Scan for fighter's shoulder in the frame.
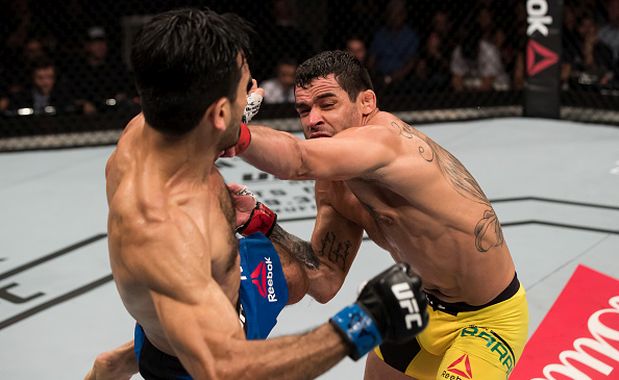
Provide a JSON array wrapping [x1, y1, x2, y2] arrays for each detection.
[[125, 113, 145, 131], [346, 114, 410, 141], [108, 114, 144, 174]]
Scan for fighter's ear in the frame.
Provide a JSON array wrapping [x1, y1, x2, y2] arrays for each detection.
[[208, 97, 231, 133], [359, 89, 377, 116]]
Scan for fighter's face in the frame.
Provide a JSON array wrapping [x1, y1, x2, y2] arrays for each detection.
[[294, 74, 362, 140], [219, 56, 251, 150]]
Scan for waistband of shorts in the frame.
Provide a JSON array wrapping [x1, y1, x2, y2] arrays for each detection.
[[425, 272, 520, 315]]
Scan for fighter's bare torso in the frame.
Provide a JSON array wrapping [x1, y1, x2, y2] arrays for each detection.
[[105, 115, 242, 354], [318, 112, 515, 305]]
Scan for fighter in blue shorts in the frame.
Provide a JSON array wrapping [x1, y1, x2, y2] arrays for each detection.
[[85, 187, 305, 380], [133, 232, 290, 379]]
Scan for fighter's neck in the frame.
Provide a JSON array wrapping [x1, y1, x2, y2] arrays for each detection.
[[140, 123, 218, 182], [361, 108, 381, 126]]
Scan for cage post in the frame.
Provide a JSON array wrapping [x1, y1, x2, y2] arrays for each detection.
[[524, 0, 564, 118]]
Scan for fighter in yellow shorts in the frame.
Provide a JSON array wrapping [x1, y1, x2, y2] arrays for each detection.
[[375, 274, 528, 379], [226, 50, 530, 379]]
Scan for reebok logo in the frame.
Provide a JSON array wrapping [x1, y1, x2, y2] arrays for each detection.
[[527, 0, 553, 36], [445, 354, 473, 379], [250, 257, 278, 303], [527, 40, 558, 76]]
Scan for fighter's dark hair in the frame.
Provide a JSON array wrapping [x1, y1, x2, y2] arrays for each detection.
[[131, 8, 252, 135], [295, 50, 373, 101]]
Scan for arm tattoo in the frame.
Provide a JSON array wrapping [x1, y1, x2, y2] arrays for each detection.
[[391, 121, 504, 253], [270, 224, 320, 269], [318, 231, 352, 272]]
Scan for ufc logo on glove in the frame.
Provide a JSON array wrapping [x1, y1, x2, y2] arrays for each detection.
[[392, 283, 424, 329]]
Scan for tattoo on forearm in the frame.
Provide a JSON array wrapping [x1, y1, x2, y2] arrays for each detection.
[[391, 121, 504, 253], [318, 231, 351, 272], [270, 224, 320, 269]]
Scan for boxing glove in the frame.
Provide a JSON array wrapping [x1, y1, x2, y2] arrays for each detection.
[[236, 201, 277, 237], [243, 91, 263, 123], [231, 123, 251, 156], [229, 184, 277, 237], [329, 263, 428, 360], [220, 90, 262, 157]]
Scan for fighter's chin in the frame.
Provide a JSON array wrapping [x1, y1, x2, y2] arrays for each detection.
[[219, 140, 237, 152]]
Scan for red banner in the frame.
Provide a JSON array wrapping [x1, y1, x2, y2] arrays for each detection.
[[511, 265, 619, 379]]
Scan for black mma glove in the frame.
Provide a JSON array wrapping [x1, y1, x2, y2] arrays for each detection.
[[329, 263, 428, 360]]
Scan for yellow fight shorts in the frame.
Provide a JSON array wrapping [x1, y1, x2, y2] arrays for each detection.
[[375, 273, 529, 379]]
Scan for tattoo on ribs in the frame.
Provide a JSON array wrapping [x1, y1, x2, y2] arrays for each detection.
[[270, 225, 320, 269], [318, 232, 352, 271], [391, 121, 504, 253]]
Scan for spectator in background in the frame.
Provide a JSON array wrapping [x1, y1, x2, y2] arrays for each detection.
[[253, 0, 313, 81], [0, 81, 8, 113], [71, 26, 130, 114], [477, 7, 496, 41], [8, 57, 73, 115], [599, 0, 619, 83], [344, 35, 378, 83], [261, 58, 297, 104], [566, 15, 614, 90], [368, 0, 419, 92], [1, 0, 32, 52], [494, 28, 525, 90], [345, 36, 368, 65], [562, 5, 580, 89], [413, 31, 451, 91], [431, 10, 455, 52], [450, 28, 509, 91], [432, 10, 452, 40], [4, 35, 48, 95]]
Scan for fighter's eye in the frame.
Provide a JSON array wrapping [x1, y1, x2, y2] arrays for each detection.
[[296, 107, 309, 116], [246, 78, 253, 93]]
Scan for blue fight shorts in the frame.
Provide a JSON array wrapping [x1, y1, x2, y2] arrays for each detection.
[[134, 233, 289, 380]]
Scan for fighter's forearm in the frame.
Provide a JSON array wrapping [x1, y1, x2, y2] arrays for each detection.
[[226, 324, 347, 380], [243, 125, 305, 179], [270, 224, 319, 270], [270, 224, 345, 304], [269, 224, 319, 304]]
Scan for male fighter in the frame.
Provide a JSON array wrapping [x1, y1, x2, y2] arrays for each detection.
[[227, 50, 529, 379], [101, 9, 428, 380]]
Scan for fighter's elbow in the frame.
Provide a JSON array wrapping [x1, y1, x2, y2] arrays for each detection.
[[308, 281, 342, 304], [213, 359, 249, 380], [285, 268, 310, 305], [311, 291, 336, 304]]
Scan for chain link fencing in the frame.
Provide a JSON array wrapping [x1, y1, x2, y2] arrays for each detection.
[[0, 0, 616, 151]]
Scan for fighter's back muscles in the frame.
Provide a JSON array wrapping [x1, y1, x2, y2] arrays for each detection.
[[115, 207, 348, 380]]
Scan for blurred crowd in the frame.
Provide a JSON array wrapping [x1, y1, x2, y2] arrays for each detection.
[[1, 0, 618, 117]]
